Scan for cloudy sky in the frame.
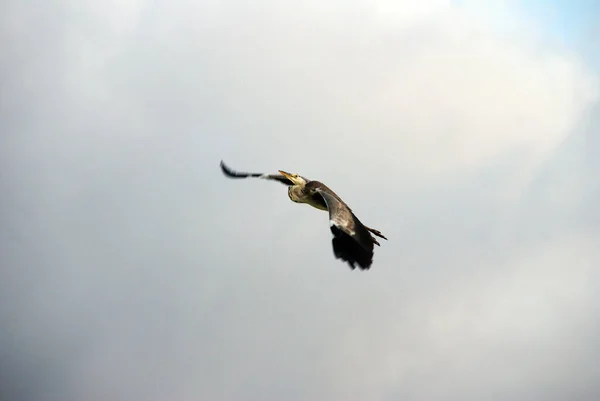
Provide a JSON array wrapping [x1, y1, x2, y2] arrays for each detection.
[[1, 1, 599, 400]]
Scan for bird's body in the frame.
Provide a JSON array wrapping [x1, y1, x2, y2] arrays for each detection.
[[220, 160, 387, 270], [287, 180, 328, 210]]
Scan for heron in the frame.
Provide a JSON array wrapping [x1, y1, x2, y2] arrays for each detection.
[[219, 160, 387, 270]]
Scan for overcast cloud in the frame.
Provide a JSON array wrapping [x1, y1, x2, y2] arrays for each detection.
[[1, 1, 599, 400]]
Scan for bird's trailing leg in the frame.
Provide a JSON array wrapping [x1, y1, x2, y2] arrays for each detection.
[[365, 226, 387, 247]]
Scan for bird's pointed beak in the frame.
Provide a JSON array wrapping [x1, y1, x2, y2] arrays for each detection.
[[278, 170, 292, 179], [278, 170, 299, 184]]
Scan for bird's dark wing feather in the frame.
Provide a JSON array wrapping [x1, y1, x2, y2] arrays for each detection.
[[220, 160, 292, 185], [313, 185, 380, 270]]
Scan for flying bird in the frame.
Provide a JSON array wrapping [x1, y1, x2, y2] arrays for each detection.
[[220, 160, 387, 270]]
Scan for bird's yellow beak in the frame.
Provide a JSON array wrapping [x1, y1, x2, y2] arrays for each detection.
[[278, 170, 293, 179], [279, 170, 301, 184]]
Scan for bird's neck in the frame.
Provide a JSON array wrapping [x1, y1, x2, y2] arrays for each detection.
[[288, 185, 304, 202]]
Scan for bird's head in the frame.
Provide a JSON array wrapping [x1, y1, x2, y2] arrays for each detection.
[[278, 170, 307, 186]]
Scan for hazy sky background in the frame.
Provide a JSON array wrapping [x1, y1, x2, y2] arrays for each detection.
[[1, 1, 599, 400]]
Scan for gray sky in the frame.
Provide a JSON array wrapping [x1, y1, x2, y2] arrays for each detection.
[[2, 1, 599, 400]]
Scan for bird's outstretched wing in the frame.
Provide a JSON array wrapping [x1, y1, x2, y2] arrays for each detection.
[[220, 160, 293, 185], [310, 183, 386, 270]]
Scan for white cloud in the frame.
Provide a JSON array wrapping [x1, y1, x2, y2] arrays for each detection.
[[372, 0, 453, 26], [2, 1, 599, 401], [90, 0, 598, 179]]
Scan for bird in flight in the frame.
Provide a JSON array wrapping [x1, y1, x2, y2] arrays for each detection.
[[220, 160, 387, 270]]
